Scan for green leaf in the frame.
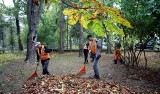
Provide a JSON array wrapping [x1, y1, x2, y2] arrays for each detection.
[[105, 7, 133, 29], [50, 0, 59, 4], [87, 20, 105, 37], [87, 20, 94, 27], [80, 13, 91, 29], [104, 19, 124, 37]]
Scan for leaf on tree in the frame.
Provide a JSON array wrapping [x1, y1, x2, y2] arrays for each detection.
[[68, 13, 80, 25], [62, 0, 133, 37], [98, 9, 105, 15], [89, 10, 98, 20], [98, 3, 103, 7], [87, 20, 105, 36], [71, 2, 79, 8], [105, 7, 133, 29], [80, 0, 92, 2], [104, 19, 124, 37], [50, 0, 59, 4], [63, 8, 78, 16], [80, 13, 91, 29], [92, 10, 98, 18]]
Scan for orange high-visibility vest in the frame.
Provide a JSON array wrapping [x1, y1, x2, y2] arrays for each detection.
[[90, 40, 97, 54], [37, 45, 50, 60], [114, 49, 121, 60]]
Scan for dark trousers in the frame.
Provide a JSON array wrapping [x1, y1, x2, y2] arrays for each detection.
[[91, 54, 100, 79], [83, 49, 89, 62], [114, 58, 123, 64], [41, 59, 50, 75]]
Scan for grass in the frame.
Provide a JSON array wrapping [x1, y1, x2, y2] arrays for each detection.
[[0, 53, 25, 67]]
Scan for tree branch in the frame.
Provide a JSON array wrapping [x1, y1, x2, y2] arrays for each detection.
[[36, 0, 44, 24], [60, 0, 92, 10], [2, 0, 4, 5]]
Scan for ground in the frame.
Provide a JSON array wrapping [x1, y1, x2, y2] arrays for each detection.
[[0, 52, 160, 93]]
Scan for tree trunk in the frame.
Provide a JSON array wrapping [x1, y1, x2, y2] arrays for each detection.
[[13, 0, 24, 51], [101, 39, 103, 49], [59, 3, 65, 53], [123, 36, 126, 64], [0, 28, 5, 53], [79, 25, 84, 57], [15, 14, 24, 51], [10, 26, 15, 53], [25, 0, 44, 62], [69, 30, 72, 50], [106, 35, 112, 54], [2, 31, 4, 53], [66, 21, 69, 50]]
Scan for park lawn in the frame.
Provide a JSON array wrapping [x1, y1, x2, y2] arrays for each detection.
[[0, 52, 160, 93], [0, 53, 25, 67]]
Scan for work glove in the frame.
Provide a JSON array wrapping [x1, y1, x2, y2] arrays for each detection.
[[89, 50, 91, 54]]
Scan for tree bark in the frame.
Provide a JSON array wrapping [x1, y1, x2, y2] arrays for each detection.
[[66, 21, 69, 50], [10, 26, 15, 53], [2, 31, 4, 53], [59, 3, 65, 53], [0, 28, 5, 53], [25, 0, 44, 62], [123, 36, 125, 63], [15, 14, 24, 51], [69, 30, 72, 50], [79, 25, 84, 57], [106, 35, 112, 54], [13, 0, 24, 51]]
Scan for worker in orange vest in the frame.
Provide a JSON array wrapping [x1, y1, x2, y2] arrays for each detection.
[[114, 47, 123, 64], [87, 35, 101, 79], [35, 42, 52, 75], [83, 42, 89, 64]]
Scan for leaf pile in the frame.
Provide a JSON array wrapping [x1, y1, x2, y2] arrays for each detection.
[[22, 75, 132, 94]]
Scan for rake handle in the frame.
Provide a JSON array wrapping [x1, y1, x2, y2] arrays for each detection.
[[35, 63, 39, 71]]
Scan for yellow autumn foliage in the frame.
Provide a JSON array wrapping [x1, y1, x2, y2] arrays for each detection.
[[63, 8, 78, 16], [62, 0, 133, 37], [68, 13, 80, 25]]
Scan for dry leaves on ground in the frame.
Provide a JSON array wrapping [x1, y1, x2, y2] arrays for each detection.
[[22, 74, 132, 94]]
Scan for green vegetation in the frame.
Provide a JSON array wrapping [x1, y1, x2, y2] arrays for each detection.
[[0, 53, 25, 67]]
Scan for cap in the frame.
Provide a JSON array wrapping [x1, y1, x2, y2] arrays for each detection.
[[35, 42, 41, 46]]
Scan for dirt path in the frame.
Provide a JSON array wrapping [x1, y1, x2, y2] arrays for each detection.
[[0, 52, 159, 93]]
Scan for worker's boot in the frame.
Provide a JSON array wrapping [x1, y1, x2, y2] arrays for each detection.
[[120, 59, 124, 64], [84, 60, 89, 64], [86, 59, 88, 63], [114, 60, 117, 64], [94, 74, 100, 79], [47, 71, 50, 75]]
